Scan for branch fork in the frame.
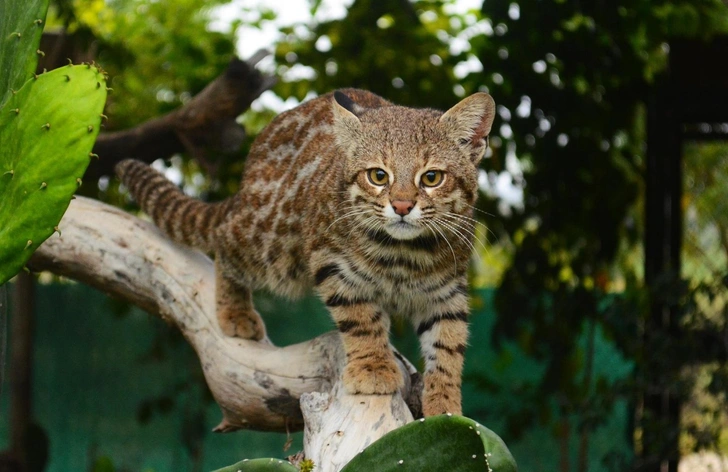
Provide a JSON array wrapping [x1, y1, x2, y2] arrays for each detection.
[[30, 196, 421, 470]]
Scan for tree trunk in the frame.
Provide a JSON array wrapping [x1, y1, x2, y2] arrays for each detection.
[[9, 272, 35, 471]]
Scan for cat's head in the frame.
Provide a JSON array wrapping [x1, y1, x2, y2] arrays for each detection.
[[331, 90, 495, 242]]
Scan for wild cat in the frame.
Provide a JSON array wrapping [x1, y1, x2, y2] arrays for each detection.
[[116, 88, 495, 416]]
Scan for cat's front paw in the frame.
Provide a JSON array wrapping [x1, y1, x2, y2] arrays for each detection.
[[343, 356, 404, 395], [422, 384, 462, 416]]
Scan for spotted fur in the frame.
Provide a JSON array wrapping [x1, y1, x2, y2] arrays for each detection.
[[116, 88, 496, 416]]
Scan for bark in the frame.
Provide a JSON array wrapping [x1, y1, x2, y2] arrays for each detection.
[[300, 385, 414, 472], [29, 197, 422, 468]]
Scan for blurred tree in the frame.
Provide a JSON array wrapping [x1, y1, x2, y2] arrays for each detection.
[[22, 0, 728, 470], [276, 0, 462, 109], [44, 0, 250, 205], [683, 141, 728, 282], [47, 0, 239, 127], [679, 141, 728, 458], [275, 0, 728, 470], [34, 1, 246, 469], [470, 1, 728, 470]]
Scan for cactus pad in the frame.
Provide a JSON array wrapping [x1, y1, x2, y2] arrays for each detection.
[[0, 65, 107, 284], [340, 414, 517, 472], [0, 0, 48, 109], [212, 458, 299, 472]]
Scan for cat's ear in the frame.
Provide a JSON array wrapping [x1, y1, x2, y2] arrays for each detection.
[[439, 93, 495, 165], [333, 91, 365, 117], [331, 91, 364, 152]]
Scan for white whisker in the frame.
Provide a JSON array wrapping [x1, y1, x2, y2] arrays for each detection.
[[443, 211, 500, 246], [438, 213, 487, 252], [422, 219, 457, 273], [326, 207, 373, 232], [432, 217, 477, 254], [463, 202, 496, 218]]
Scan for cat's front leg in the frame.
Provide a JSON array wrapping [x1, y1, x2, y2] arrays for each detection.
[[315, 262, 402, 393], [325, 298, 403, 394], [416, 287, 470, 416]]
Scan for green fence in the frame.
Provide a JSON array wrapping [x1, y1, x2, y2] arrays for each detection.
[[1, 282, 631, 471]]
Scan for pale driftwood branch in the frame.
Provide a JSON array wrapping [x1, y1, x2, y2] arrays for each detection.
[[300, 385, 413, 472], [29, 197, 421, 467]]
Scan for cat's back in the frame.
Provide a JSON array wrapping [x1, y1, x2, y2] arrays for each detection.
[[239, 88, 391, 223], [244, 89, 390, 175]]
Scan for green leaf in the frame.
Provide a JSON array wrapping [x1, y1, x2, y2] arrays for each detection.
[[341, 415, 517, 472], [213, 458, 299, 472], [0, 0, 49, 109], [0, 65, 107, 284]]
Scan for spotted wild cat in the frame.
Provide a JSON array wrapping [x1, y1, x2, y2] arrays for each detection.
[[116, 88, 495, 416]]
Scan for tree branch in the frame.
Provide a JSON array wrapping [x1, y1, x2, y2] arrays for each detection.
[[29, 197, 421, 465], [86, 52, 277, 179]]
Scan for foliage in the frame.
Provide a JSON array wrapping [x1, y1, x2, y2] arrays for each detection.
[[33, 0, 728, 468], [47, 0, 238, 130], [0, 0, 107, 285], [273, 0, 728, 468], [678, 141, 728, 455], [683, 141, 728, 283], [472, 0, 727, 466], [276, 0, 462, 110]]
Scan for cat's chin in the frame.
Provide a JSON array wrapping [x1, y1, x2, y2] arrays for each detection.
[[382, 221, 425, 240]]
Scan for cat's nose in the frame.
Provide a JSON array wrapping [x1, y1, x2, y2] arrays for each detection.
[[391, 200, 415, 216]]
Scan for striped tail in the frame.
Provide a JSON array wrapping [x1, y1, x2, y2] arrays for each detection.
[[115, 159, 237, 253]]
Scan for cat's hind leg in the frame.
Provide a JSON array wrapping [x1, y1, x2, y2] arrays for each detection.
[[214, 258, 267, 341]]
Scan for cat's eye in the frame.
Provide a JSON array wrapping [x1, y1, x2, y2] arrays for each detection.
[[421, 170, 444, 187], [367, 168, 389, 186]]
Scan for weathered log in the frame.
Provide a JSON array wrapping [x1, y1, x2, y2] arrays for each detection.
[[300, 385, 414, 472], [29, 196, 422, 468]]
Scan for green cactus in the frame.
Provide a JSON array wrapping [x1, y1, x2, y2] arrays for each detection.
[[340, 414, 517, 472], [0, 0, 108, 284], [214, 416, 515, 472], [212, 458, 299, 472], [0, 0, 49, 109]]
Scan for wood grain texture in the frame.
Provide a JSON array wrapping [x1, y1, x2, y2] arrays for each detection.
[[29, 196, 421, 466]]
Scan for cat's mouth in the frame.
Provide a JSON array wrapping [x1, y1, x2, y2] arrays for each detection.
[[383, 220, 424, 240]]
